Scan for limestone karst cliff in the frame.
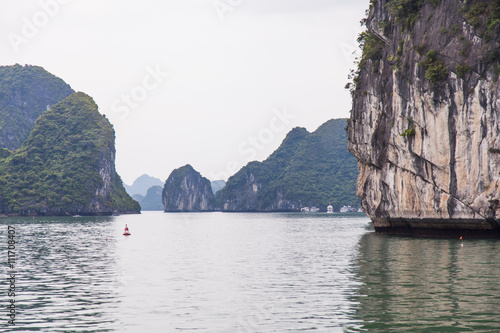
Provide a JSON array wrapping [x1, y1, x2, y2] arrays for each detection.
[[0, 92, 140, 215], [347, 0, 500, 236], [219, 119, 359, 212], [162, 165, 216, 212]]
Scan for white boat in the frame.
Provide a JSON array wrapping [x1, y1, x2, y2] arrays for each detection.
[[301, 206, 320, 213]]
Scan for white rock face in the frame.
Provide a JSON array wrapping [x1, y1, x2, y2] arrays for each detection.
[[162, 164, 216, 212], [348, 0, 500, 235]]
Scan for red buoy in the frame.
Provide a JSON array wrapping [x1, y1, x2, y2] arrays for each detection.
[[123, 224, 131, 236]]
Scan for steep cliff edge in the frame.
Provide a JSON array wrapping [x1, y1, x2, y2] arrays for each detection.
[[0, 92, 140, 216], [162, 165, 216, 212], [348, 0, 500, 236]]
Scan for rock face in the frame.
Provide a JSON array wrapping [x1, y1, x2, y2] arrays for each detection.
[[219, 119, 359, 212], [162, 165, 216, 212], [0, 92, 140, 216], [348, 0, 500, 236], [0, 64, 74, 150]]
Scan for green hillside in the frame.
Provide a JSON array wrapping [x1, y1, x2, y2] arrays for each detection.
[[0, 92, 139, 215], [0, 64, 74, 150], [218, 118, 359, 212]]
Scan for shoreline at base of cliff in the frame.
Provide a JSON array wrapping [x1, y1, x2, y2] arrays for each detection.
[[374, 217, 500, 238]]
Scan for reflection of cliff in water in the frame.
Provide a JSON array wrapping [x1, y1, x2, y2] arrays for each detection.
[[350, 233, 500, 332]]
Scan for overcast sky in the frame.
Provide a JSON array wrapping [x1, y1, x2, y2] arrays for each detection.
[[1, 0, 367, 184]]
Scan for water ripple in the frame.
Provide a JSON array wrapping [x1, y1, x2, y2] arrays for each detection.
[[1, 213, 370, 332]]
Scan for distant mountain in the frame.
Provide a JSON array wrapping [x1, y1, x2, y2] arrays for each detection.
[[138, 186, 163, 211], [162, 165, 216, 212], [0, 92, 140, 215], [132, 194, 144, 202], [0, 64, 74, 151], [125, 174, 163, 196], [210, 180, 226, 195], [217, 119, 359, 212]]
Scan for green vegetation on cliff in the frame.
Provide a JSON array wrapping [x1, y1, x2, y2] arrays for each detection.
[[0, 64, 74, 150], [419, 49, 449, 82], [386, 0, 425, 30], [218, 119, 359, 212], [358, 31, 385, 73], [0, 92, 139, 215], [350, 0, 500, 91], [461, 0, 500, 40]]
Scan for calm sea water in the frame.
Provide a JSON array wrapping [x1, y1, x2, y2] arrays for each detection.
[[1, 212, 499, 332]]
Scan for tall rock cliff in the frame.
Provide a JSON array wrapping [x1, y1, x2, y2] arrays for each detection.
[[162, 165, 216, 212], [219, 119, 359, 212], [0, 64, 74, 150], [348, 0, 500, 236], [0, 92, 140, 216]]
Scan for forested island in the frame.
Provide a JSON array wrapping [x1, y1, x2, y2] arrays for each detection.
[[1, 65, 359, 216], [161, 119, 360, 212], [0, 65, 139, 216]]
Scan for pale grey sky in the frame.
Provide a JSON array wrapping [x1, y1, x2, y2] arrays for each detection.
[[1, 0, 367, 184]]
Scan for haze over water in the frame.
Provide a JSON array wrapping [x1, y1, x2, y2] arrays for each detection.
[[1, 212, 500, 332]]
